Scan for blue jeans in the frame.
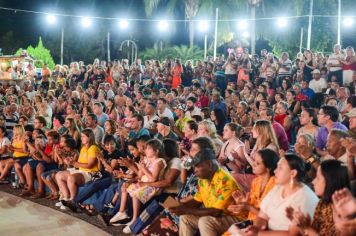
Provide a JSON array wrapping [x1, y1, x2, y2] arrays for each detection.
[[74, 174, 113, 203]]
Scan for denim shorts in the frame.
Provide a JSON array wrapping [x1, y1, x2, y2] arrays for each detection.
[[14, 157, 30, 168], [41, 169, 60, 180]]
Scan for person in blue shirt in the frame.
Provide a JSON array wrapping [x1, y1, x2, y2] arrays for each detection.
[[210, 92, 227, 115], [128, 114, 150, 140], [301, 80, 315, 101]]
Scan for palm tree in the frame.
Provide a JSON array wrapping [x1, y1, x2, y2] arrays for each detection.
[[143, 0, 244, 49]]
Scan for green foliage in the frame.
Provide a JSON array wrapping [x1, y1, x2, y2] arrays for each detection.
[[139, 44, 204, 62], [15, 37, 55, 69]]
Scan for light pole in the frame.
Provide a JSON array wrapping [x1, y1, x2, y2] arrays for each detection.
[[213, 8, 218, 60], [46, 14, 64, 65], [60, 28, 64, 65], [198, 20, 209, 59], [248, 0, 261, 55], [307, 0, 313, 50], [157, 20, 169, 52], [337, 0, 341, 45]]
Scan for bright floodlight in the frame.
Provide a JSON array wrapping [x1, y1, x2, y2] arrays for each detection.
[[158, 20, 169, 31], [198, 20, 209, 32], [46, 14, 57, 24], [81, 17, 92, 27], [343, 17, 354, 27], [119, 19, 129, 29], [237, 20, 248, 30], [242, 31, 250, 38], [276, 18, 288, 28]]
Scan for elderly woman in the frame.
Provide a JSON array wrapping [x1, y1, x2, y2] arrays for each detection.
[[294, 133, 319, 184]]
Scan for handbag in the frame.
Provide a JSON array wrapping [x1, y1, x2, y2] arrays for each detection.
[[127, 183, 161, 204], [130, 199, 163, 235], [89, 171, 103, 182]]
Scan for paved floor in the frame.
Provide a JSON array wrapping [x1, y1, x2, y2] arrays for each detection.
[[0, 191, 110, 236]]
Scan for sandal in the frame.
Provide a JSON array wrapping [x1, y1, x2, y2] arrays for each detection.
[[31, 192, 46, 199], [50, 193, 60, 200], [19, 189, 35, 197], [83, 205, 98, 216]]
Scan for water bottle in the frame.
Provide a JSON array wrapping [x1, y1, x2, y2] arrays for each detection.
[[11, 168, 18, 188]]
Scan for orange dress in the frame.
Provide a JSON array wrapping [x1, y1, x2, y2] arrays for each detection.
[[247, 176, 275, 220], [171, 65, 182, 89]]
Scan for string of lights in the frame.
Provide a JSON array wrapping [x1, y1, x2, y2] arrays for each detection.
[[0, 6, 355, 22]]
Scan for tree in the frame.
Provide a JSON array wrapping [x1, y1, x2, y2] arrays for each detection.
[[16, 37, 55, 69], [0, 31, 23, 55], [143, 0, 244, 49], [139, 44, 204, 62]]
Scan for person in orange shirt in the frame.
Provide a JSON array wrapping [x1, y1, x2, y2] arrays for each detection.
[[228, 148, 279, 220], [171, 59, 183, 89], [222, 149, 279, 235]]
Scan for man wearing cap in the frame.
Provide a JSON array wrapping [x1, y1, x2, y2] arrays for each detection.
[[185, 97, 201, 119], [173, 103, 190, 135], [170, 148, 244, 236], [154, 117, 179, 141], [309, 69, 327, 108]]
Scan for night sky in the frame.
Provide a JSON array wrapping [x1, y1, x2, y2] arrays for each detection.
[[0, 0, 355, 63]]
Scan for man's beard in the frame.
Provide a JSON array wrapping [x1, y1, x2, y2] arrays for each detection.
[[187, 106, 194, 112]]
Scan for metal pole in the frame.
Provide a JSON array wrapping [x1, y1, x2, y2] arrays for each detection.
[[337, 0, 341, 45], [251, 5, 256, 55], [60, 28, 64, 65], [299, 28, 304, 53], [204, 34, 207, 59], [213, 8, 218, 60], [107, 32, 111, 62], [307, 0, 313, 50]]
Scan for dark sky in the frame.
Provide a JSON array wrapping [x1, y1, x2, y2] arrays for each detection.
[[0, 0, 189, 52]]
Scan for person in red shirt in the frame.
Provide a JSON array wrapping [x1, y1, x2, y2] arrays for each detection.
[[196, 87, 209, 108]]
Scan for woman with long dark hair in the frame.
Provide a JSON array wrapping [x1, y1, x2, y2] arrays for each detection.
[[289, 160, 350, 236], [210, 108, 227, 136]]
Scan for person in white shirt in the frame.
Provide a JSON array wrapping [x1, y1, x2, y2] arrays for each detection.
[[309, 69, 328, 107], [157, 97, 174, 120], [185, 96, 201, 119], [327, 44, 344, 85], [244, 154, 319, 234], [143, 102, 159, 130]]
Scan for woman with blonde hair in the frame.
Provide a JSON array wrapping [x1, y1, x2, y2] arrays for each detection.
[[251, 120, 279, 154], [197, 120, 223, 153], [8, 125, 29, 190], [64, 118, 81, 145]]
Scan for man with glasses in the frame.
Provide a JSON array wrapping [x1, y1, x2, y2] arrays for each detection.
[[316, 105, 348, 156]]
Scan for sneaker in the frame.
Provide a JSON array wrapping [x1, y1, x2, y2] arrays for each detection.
[[123, 221, 134, 234], [111, 217, 132, 226], [55, 201, 63, 207], [60, 205, 67, 210], [109, 211, 129, 224], [104, 202, 114, 209]]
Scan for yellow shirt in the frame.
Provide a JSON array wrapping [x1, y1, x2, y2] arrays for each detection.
[[78, 145, 100, 172], [13, 139, 28, 158], [248, 176, 276, 220], [194, 166, 244, 218]]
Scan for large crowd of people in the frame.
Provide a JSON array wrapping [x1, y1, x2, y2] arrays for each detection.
[[0, 44, 355, 236]]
